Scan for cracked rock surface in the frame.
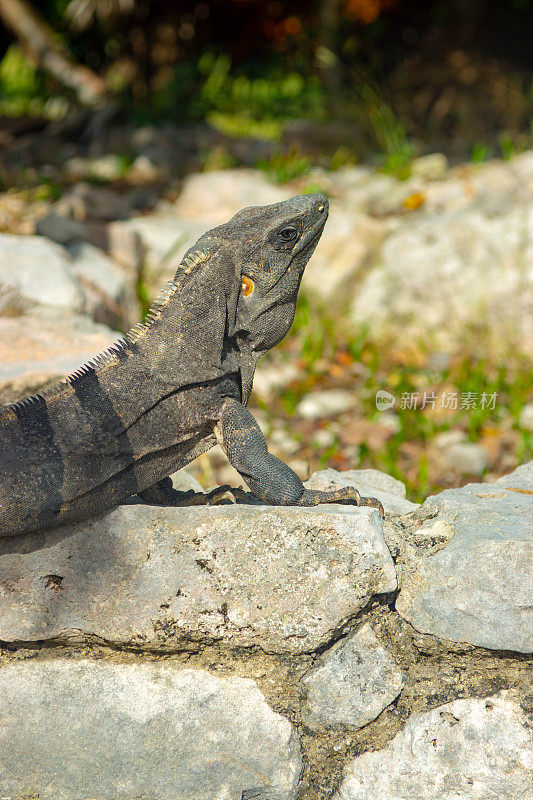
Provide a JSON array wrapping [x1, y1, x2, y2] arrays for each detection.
[[0, 464, 531, 800], [333, 693, 533, 800], [396, 462, 533, 652], [0, 659, 302, 800], [0, 503, 396, 654]]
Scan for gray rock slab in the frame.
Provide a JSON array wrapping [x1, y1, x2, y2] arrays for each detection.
[[0, 311, 118, 403], [0, 504, 397, 654], [350, 204, 533, 353], [302, 207, 384, 302], [0, 233, 84, 312], [67, 241, 140, 328], [301, 623, 403, 731], [126, 210, 208, 295], [396, 462, 533, 652], [174, 169, 292, 223], [306, 468, 419, 515], [0, 659, 301, 800], [333, 693, 533, 800]]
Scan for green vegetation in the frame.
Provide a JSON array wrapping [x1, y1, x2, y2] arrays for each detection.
[[257, 149, 312, 184], [470, 143, 493, 164], [144, 53, 325, 133], [0, 45, 43, 116], [358, 83, 414, 179]]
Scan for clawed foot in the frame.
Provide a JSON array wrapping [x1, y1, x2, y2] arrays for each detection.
[[297, 486, 384, 518]]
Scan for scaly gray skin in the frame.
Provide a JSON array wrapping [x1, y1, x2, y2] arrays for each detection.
[[0, 193, 383, 537]]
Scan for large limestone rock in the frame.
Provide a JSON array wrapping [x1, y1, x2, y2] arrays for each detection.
[[126, 208, 208, 295], [301, 623, 404, 731], [0, 233, 84, 312], [0, 232, 138, 328], [333, 693, 533, 800], [396, 462, 533, 653], [303, 206, 385, 301], [0, 659, 301, 800], [174, 169, 292, 223], [0, 504, 397, 654], [0, 310, 118, 403], [349, 203, 533, 352]]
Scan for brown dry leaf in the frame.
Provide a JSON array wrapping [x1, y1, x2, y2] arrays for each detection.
[[335, 350, 353, 367]]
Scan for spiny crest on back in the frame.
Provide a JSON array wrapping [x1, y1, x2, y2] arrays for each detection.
[[0, 249, 209, 422]]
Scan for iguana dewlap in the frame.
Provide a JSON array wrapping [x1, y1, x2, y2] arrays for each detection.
[[0, 193, 382, 536]]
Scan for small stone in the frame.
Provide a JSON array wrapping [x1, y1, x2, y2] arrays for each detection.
[[126, 210, 208, 295], [270, 427, 301, 455], [54, 182, 131, 221], [376, 411, 401, 434], [366, 176, 425, 217], [302, 623, 404, 731], [410, 153, 449, 180], [129, 154, 163, 182], [312, 428, 336, 449], [35, 211, 85, 244], [106, 221, 144, 271], [434, 429, 467, 449], [67, 241, 140, 328], [251, 360, 301, 401], [443, 441, 489, 475], [170, 468, 204, 492], [519, 403, 533, 432], [333, 693, 533, 800], [88, 154, 125, 182], [175, 169, 292, 223], [296, 389, 355, 420], [0, 660, 301, 800]]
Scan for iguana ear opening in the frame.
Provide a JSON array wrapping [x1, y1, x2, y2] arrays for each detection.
[[240, 275, 254, 297]]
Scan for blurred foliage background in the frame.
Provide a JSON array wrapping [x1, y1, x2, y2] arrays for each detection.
[[0, 0, 532, 156], [0, 0, 531, 500]]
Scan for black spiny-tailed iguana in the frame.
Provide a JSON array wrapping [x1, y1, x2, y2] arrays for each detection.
[[0, 193, 383, 537]]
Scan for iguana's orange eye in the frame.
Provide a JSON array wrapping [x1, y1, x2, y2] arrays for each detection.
[[241, 275, 254, 297]]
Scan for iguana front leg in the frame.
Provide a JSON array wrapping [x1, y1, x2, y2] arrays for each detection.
[[215, 398, 384, 515]]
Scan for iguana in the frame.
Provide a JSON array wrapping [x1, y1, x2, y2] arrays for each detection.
[[0, 193, 383, 537]]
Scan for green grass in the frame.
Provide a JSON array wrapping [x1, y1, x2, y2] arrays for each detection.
[[257, 149, 312, 184]]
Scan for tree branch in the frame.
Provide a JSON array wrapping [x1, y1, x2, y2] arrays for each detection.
[[0, 0, 107, 107]]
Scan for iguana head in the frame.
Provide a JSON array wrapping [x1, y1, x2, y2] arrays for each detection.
[[214, 193, 329, 352]]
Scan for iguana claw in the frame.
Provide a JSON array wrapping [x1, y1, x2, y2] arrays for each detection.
[[357, 495, 385, 517]]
